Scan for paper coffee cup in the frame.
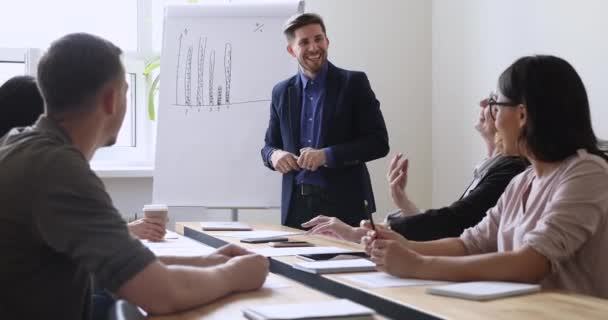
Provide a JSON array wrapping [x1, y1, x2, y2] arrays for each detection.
[[143, 204, 169, 223]]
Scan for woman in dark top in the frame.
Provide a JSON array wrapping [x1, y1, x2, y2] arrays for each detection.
[[302, 99, 528, 241], [0, 75, 44, 137]]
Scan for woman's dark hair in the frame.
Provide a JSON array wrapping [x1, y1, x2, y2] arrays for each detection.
[[0, 75, 44, 136], [498, 55, 608, 162]]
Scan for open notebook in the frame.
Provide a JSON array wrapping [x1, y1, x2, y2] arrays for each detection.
[[427, 281, 541, 301], [242, 299, 375, 320]]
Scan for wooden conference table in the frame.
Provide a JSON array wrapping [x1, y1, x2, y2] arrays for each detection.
[[151, 222, 608, 320]]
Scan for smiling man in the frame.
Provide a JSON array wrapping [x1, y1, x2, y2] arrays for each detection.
[[261, 13, 389, 228]]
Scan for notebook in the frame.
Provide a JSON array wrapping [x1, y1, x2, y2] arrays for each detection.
[[292, 259, 376, 274], [341, 272, 449, 288], [242, 299, 375, 320], [426, 281, 541, 301], [200, 221, 252, 231]]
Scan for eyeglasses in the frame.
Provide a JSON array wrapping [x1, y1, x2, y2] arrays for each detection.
[[482, 92, 518, 120]]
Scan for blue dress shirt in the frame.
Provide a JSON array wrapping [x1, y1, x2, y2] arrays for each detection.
[[296, 62, 334, 188]]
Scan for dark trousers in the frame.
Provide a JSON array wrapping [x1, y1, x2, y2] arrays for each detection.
[[284, 184, 363, 229]]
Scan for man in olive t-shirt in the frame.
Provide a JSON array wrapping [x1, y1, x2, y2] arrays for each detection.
[[0, 117, 157, 319], [0, 33, 269, 319]]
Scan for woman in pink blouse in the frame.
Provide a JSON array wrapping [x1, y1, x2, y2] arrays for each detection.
[[363, 55, 608, 298]]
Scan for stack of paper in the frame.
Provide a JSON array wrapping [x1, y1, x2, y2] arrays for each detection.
[[293, 259, 376, 274], [200, 221, 252, 231], [243, 299, 375, 320], [426, 281, 541, 301]]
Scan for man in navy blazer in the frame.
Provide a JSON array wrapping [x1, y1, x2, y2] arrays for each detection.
[[261, 13, 389, 228]]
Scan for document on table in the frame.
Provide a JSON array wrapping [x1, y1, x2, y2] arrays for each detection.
[[262, 275, 291, 290], [340, 272, 450, 288], [200, 221, 252, 231], [141, 231, 215, 256], [293, 259, 376, 274], [251, 246, 361, 257], [213, 230, 303, 239], [242, 298, 375, 320]]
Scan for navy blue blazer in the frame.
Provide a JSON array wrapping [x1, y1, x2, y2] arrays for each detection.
[[261, 62, 389, 225]]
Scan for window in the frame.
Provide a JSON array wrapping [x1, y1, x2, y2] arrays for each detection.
[[92, 58, 154, 167], [1, 1, 229, 172], [116, 73, 137, 148], [1, 1, 155, 172], [0, 1, 137, 51], [0, 48, 27, 85]]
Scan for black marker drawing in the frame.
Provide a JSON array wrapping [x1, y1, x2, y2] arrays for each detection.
[[175, 29, 186, 104], [217, 86, 223, 106], [184, 46, 193, 105], [196, 37, 207, 106], [224, 43, 232, 105], [172, 33, 268, 111], [208, 50, 215, 106]]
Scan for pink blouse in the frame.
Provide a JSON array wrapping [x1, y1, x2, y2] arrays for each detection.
[[460, 149, 608, 298]]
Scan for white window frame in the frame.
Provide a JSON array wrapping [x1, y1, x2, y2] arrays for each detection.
[[0, 47, 36, 78], [91, 57, 154, 168], [92, 0, 156, 175], [2, 1, 158, 177]]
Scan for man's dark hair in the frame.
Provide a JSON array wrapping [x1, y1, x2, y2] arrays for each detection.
[[0, 75, 44, 136], [283, 13, 326, 41], [37, 33, 123, 117], [498, 55, 608, 162]]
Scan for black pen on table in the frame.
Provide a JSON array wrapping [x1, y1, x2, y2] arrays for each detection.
[[365, 200, 376, 231]]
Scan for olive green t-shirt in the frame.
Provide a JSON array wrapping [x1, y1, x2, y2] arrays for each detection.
[[0, 116, 156, 319]]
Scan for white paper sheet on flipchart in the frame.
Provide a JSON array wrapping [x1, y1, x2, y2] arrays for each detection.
[[212, 230, 303, 239], [251, 246, 361, 257], [340, 272, 451, 288], [141, 230, 215, 256], [243, 299, 374, 319], [153, 1, 302, 208]]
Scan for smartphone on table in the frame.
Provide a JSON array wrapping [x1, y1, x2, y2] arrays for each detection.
[[240, 237, 288, 244], [268, 241, 314, 248], [295, 252, 369, 261]]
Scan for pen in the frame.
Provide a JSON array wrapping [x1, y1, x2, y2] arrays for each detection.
[[365, 200, 376, 231]]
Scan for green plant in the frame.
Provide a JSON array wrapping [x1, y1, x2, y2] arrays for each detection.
[[143, 57, 161, 120]]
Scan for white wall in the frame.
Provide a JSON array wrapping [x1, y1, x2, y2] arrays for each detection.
[[107, 0, 608, 226], [104, 0, 433, 226], [306, 0, 433, 217], [431, 0, 608, 207]]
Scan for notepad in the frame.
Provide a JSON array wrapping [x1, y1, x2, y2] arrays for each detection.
[[426, 281, 541, 301], [293, 259, 376, 274], [200, 221, 252, 231], [252, 246, 358, 257], [214, 230, 302, 239], [242, 299, 375, 320], [341, 272, 449, 288]]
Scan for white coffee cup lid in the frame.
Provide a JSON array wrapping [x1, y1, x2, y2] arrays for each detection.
[[143, 204, 168, 211]]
